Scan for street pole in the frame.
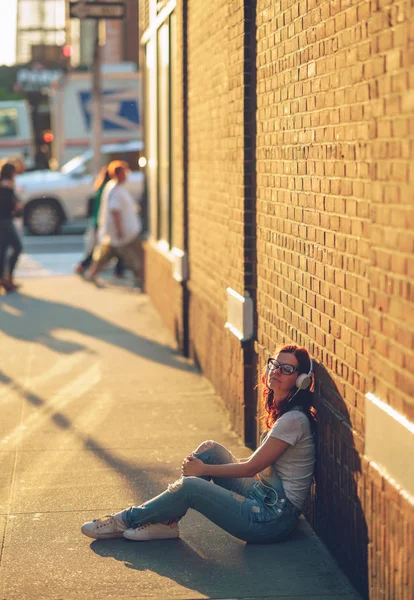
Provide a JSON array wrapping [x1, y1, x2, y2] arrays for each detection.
[[91, 19, 102, 177], [69, 1, 124, 175]]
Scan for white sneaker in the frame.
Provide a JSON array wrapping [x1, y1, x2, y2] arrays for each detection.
[[81, 514, 127, 539], [123, 522, 180, 541]]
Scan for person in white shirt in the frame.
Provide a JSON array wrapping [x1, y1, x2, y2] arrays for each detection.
[[81, 345, 318, 544], [87, 161, 143, 286]]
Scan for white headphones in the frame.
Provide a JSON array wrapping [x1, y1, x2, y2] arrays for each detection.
[[295, 358, 313, 390]]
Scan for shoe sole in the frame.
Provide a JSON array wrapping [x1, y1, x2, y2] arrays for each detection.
[[81, 527, 125, 540], [123, 531, 179, 541]]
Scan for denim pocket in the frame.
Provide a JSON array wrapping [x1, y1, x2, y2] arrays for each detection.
[[249, 501, 283, 523], [248, 483, 287, 523]]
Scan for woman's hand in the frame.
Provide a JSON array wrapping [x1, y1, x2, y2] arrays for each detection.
[[181, 455, 205, 477]]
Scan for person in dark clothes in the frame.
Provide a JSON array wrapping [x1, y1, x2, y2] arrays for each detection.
[[34, 144, 50, 170], [0, 163, 23, 293]]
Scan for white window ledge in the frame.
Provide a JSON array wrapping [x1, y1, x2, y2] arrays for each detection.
[[145, 239, 188, 283], [146, 237, 174, 262], [225, 287, 254, 342], [365, 392, 414, 504], [171, 247, 188, 283]]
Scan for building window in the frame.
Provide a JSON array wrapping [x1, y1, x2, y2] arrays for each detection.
[[145, 39, 157, 238], [145, 10, 176, 249], [170, 11, 176, 244], [157, 21, 171, 244]]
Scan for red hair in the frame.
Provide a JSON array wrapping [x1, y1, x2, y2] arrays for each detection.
[[93, 166, 110, 191], [107, 160, 129, 179], [261, 344, 316, 430]]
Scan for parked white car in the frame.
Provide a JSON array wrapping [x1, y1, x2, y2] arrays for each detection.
[[16, 141, 144, 235]]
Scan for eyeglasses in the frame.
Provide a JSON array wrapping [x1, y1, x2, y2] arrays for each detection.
[[267, 358, 298, 376]]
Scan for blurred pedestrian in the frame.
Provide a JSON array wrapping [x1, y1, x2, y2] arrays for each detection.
[[10, 154, 26, 174], [0, 163, 23, 293], [86, 161, 143, 287], [10, 155, 26, 236], [75, 165, 125, 278], [34, 144, 50, 170]]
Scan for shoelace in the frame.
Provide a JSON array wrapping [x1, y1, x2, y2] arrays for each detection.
[[95, 515, 117, 529]]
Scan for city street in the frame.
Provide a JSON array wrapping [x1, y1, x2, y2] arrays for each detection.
[[0, 239, 360, 599], [15, 226, 87, 278], [1, 0, 412, 596]]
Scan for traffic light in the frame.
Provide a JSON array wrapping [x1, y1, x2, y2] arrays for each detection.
[[43, 131, 54, 144], [62, 45, 72, 59]]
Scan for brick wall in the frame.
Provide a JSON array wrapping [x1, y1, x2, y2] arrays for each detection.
[[368, 2, 414, 422], [100, 0, 123, 64], [186, 0, 248, 434], [124, 0, 139, 65], [255, 0, 414, 597], [143, 243, 178, 339], [140, 1, 249, 423], [139, 0, 150, 33], [140, 0, 414, 597], [188, 290, 245, 433]]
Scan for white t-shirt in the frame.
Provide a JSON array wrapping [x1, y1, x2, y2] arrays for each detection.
[[98, 181, 142, 247], [259, 410, 315, 510]]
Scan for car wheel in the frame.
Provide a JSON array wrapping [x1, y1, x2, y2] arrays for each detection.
[[26, 200, 63, 236]]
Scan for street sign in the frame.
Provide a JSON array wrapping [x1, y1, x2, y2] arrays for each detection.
[[69, 1, 125, 20], [16, 64, 63, 93]]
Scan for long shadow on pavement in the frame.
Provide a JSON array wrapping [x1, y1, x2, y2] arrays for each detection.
[[0, 372, 175, 493], [0, 293, 193, 372], [89, 527, 316, 600], [0, 378, 359, 598]]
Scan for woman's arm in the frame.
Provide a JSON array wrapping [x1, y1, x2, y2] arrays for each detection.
[[182, 436, 290, 478]]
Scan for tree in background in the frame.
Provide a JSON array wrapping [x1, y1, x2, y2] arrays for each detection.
[[0, 66, 25, 101]]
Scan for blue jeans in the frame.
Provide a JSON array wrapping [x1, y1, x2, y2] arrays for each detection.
[[123, 441, 301, 543]]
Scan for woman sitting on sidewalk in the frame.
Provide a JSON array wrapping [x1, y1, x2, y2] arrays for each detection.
[[81, 344, 317, 544]]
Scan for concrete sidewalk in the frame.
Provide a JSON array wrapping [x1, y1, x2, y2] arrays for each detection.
[[0, 276, 360, 600]]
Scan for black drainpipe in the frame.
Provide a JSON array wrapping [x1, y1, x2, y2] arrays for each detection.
[[242, 0, 258, 448], [181, 0, 190, 358]]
